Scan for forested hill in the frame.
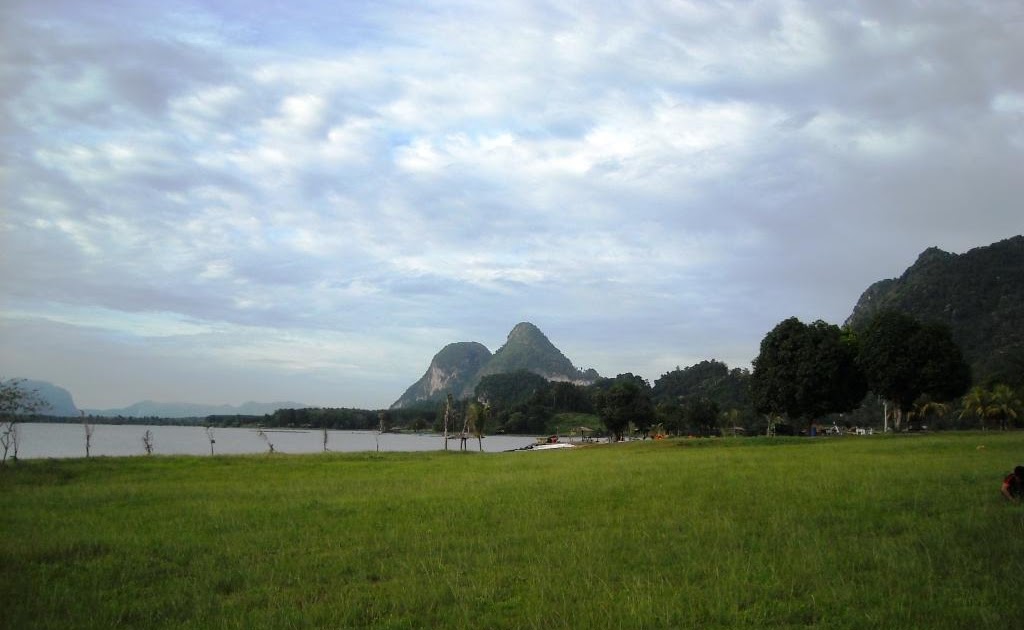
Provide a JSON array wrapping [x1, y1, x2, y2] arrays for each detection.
[[475, 322, 598, 386], [390, 322, 598, 409], [845, 235, 1024, 385], [390, 342, 493, 410]]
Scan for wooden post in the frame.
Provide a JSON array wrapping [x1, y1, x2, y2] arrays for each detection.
[[443, 394, 453, 451]]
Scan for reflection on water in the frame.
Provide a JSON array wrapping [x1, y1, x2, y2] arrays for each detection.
[[11, 423, 541, 459]]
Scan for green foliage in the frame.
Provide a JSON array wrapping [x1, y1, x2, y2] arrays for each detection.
[[657, 396, 720, 436], [858, 311, 971, 415], [847, 236, 1024, 385], [960, 384, 1022, 430], [547, 380, 592, 413], [906, 397, 952, 430], [464, 401, 489, 450], [476, 322, 587, 383], [473, 371, 595, 435], [652, 360, 755, 435], [652, 360, 752, 409], [652, 359, 729, 402], [475, 371, 549, 410], [594, 373, 655, 440], [3, 434, 1024, 628], [750, 318, 867, 425], [266, 407, 387, 431]]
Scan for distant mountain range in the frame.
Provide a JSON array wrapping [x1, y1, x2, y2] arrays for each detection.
[[846, 235, 1024, 385], [3, 378, 305, 419], [83, 400, 308, 419], [391, 322, 599, 409]]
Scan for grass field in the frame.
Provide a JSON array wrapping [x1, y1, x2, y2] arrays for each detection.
[[2, 432, 1023, 629]]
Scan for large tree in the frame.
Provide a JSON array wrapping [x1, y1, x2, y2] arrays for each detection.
[[858, 311, 971, 431], [683, 396, 721, 436], [653, 360, 754, 433], [594, 374, 655, 441], [750, 318, 867, 428]]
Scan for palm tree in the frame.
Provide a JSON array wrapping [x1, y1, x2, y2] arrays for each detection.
[[987, 384, 1021, 431], [908, 398, 949, 430], [960, 384, 1022, 430], [960, 386, 992, 430]]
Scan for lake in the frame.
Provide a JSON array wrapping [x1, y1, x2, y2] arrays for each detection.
[[7, 423, 542, 459]]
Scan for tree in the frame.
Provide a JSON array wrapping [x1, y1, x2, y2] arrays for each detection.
[[205, 426, 216, 455], [656, 401, 685, 435], [475, 371, 548, 409], [458, 403, 471, 451], [960, 384, 1021, 430], [1, 379, 47, 464], [652, 361, 730, 403], [442, 394, 454, 451], [750, 318, 867, 428], [595, 374, 655, 441], [652, 361, 755, 432], [988, 384, 1021, 430], [377, 411, 392, 452], [858, 311, 971, 431], [682, 396, 720, 436], [906, 398, 949, 430], [548, 381, 593, 414], [256, 427, 275, 453], [720, 408, 743, 436], [82, 414, 95, 458], [464, 402, 489, 452]]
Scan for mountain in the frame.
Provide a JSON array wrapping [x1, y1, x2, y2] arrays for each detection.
[[390, 322, 599, 409], [477, 322, 598, 385], [4, 379, 80, 416], [845, 235, 1024, 385], [83, 400, 308, 418], [390, 342, 493, 410]]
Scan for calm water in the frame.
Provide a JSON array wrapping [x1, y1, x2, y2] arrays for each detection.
[[10, 423, 541, 459]]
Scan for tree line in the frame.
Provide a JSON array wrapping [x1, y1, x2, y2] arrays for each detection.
[[411, 309, 1020, 439], [3, 309, 1020, 458]]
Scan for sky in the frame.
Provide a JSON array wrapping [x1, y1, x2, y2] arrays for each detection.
[[2, 1, 1023, 410]]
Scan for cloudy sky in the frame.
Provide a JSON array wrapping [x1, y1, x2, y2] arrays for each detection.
[[2, 1, 1022, 410]]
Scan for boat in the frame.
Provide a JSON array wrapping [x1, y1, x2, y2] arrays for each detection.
[[515, 435, 575, 451], [526, 442, 575, 450]]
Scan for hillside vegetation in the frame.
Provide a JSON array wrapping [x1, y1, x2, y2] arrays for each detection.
[[846, 235, 1024, 386], [392, 323, 598, 409]]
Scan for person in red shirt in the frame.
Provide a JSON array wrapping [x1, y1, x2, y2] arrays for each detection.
[[1002, 466, 1024, 502]]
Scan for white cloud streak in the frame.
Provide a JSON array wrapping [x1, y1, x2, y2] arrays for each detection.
[[2, 0, 1022, 407]]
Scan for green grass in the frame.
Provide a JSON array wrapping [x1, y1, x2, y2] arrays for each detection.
[[2, 433, 1023, 629]]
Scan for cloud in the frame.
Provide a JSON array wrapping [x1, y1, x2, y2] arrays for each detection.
[[2, 0, 1022, 408]]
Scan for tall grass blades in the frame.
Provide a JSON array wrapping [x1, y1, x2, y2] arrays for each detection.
[[1, 433, 1022, 628]]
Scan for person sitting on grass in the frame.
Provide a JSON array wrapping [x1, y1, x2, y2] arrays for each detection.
[[1002, 466, 1024, 502]]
